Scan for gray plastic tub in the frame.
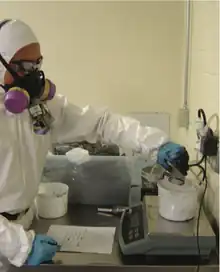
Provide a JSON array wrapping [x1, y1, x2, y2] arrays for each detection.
[[42, 155, 145, 206]]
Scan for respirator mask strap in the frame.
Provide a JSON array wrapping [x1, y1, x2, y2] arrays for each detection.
[[0, 53, 20, 84]]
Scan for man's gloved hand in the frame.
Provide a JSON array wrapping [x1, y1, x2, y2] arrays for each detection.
[[26, 234, 60, 266], [157, 142, 189, 176]]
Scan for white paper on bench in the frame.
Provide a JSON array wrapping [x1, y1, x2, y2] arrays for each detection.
[[47, 225, 116, 254]]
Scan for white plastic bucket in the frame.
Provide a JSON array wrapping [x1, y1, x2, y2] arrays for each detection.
[[36, 182, 69, 219], [157, 179, 197, 221]]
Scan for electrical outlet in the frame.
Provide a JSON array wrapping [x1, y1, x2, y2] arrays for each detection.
[[178, 108, 189, 128]]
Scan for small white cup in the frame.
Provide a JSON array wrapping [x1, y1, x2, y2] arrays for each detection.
[[36, 182, 69, 219]]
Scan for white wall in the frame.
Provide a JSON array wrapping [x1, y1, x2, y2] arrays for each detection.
[[179, 1, 219, 224], [0, 1, 185, 140]]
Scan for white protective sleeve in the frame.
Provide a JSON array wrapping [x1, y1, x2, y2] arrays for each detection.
[[50, 94, 169, 161], [0, 215, 34, 267]]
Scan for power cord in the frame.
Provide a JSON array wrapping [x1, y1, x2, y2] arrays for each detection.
[[189, 155, 206, 184], [190, 155, 208, 272], [189, 154, 205, 167]]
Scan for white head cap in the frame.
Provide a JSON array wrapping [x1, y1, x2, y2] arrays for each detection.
[[0, 19, 38, 82]]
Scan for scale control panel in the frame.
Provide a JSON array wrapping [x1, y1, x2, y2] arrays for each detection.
[[119, 203, 149, 256], [121, 205, 145, 245]]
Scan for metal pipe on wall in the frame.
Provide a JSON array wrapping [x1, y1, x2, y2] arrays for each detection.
[[183, 0, 192, 108]]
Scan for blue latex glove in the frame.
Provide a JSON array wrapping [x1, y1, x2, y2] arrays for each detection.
[[26, 234, 60, 266], [157, 142, 189, 176]]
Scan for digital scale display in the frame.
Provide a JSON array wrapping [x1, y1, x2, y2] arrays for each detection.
[[130, 213, 139, 228], [121, 205, 145, 244]]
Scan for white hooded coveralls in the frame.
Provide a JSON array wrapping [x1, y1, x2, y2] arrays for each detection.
[[0, 20, 168, 269]]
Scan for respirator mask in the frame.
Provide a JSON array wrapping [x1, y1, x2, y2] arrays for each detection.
[[0, 19, 56, 134], [0, 54, 56, 134]]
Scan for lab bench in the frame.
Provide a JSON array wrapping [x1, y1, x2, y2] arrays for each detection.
[[9, 204, 219, 272]]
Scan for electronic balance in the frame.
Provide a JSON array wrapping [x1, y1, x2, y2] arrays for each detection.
[[119, 196, 216, 259]]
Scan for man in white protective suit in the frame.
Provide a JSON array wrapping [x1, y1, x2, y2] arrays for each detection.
[[0, 19, 189, 271]]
